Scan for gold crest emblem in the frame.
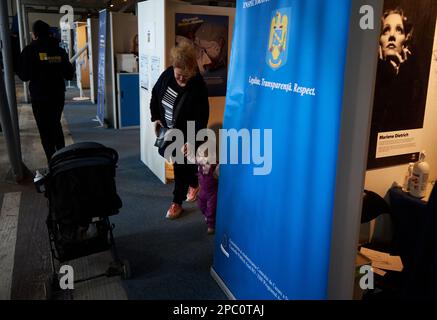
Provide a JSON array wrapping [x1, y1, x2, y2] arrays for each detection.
[[267, 11, 289, 70]]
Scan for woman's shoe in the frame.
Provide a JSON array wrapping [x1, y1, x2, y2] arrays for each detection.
[[166, 203, 183, 219]]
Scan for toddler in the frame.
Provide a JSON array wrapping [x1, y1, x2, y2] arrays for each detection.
[[195, 142, 219, 235]]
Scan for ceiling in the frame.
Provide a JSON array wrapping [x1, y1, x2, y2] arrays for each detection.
[[21, 0, 108, 8], [21, 0, 236, 11], [181, 0, 236, 6]]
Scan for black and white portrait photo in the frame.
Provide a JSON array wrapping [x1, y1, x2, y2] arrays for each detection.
[[367, 0, 437, 169]]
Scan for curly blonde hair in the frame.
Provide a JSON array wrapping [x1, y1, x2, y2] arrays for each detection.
[[170, 42, 198, 79]]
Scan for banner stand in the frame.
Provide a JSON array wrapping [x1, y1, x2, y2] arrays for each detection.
[[210, 268, 235, 300], [212, 0, 362, 300]]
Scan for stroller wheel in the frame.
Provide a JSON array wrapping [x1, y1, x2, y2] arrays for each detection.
[[121, 259, 131, 280], [44, 277, 53, 300], [44, 273, 60, 300]]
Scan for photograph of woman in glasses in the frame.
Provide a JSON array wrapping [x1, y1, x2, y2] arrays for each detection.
[[175, 13, 229, 97]]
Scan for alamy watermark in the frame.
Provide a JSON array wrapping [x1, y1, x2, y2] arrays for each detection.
[[359, 5, 375, 30], [59, 265, 74, 290], [359, 265, 374, 290], [160, 121, 272, 176], [59, 5, 74, 30]]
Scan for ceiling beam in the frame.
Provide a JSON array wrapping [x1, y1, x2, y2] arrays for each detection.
[[21, 0, 107, 10]]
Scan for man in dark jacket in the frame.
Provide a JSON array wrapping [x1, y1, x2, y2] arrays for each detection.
[[18, 20, 74, 162]]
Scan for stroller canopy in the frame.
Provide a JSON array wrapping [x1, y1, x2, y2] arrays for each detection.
[[46, 142, 122, 225]]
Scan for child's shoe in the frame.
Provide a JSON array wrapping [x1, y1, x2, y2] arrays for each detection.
[[186, 186, 200, 202]]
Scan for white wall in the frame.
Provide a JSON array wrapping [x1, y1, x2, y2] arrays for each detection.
[[111, 13, 138, 55], [364, 20, 437, 197], [138, 0, 167, 183], [28, 12, 80, 32], [8, 0, 15, 19], [28, 12, 64, 31]]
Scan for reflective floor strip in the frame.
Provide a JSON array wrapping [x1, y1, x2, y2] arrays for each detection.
[[0, 192, 21, 300]]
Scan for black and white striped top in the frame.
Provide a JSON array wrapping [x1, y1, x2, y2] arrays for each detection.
[[162, 86, 178, 128]]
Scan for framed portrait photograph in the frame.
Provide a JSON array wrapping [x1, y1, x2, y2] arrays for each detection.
[[367, 0, 437, 169], [175, 13, 229, 97]]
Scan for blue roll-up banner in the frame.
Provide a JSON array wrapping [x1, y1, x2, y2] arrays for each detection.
[[213, 0, 352, 299], [96, 9, 107, 126]]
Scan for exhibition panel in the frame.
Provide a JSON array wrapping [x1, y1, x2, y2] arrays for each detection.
[[213, 0, 353, 299], [87, 17, 99, 103], [96, 10, 138, 128], [138, 0, 235, 183], [96, 9, 108, 126], [138, 0, 167, 182]]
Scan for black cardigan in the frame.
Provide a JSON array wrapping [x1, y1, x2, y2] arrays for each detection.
[[150, 67, 210, 139]]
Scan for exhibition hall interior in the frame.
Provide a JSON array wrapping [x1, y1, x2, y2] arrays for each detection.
[[0, 0, 436, 301]]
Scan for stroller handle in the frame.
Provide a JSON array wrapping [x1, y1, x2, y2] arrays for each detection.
[[49, 142, 119, 171]]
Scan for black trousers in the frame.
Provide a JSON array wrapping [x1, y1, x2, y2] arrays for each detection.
[[173, 163, 198, 205], [31, 96, 65, 162]]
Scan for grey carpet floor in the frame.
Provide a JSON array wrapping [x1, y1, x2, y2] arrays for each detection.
[[63, 101, 227, 300]]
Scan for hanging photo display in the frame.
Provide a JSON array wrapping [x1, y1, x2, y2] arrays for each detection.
[[367, 0, 437, 169], [150, 56, 161, 89], [175, 13, 229, 97], [140, 54, 149, 91], [96, 9, 108, 126]]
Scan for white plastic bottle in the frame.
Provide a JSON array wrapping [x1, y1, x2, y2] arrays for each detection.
[[409, 151, 430, 198], [402, 162, 414, 192]]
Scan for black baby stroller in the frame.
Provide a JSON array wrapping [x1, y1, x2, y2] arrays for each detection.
[[36, 142, 130, 294]]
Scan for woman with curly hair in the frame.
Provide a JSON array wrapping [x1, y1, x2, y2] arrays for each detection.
[[150, 42, 210, 219]]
